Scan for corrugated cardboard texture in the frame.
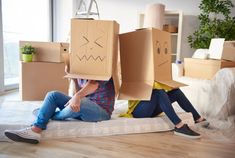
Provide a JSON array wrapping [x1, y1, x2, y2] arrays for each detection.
[[153, 29, 172, 82], [119, 29, 154, 100], [184, 58, 235, 79], [209, 39, 235, 61], [111, 23, 121, 96], [222, 41, 235, 61], [119, 28, 185, 100], [119, 82, 153, 100], [20, 41, 69, 62], [70, 19, 119, 80], [68, 19, 120, 97], [20, 62, 69, 101]]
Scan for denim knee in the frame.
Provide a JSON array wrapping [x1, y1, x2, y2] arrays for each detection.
[[45, 91, 61, 99]]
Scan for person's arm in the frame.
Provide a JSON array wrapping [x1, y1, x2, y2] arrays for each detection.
[[68, 80, 99, 112], [72, 78, 80, 93], [65, 64, 81, 93]]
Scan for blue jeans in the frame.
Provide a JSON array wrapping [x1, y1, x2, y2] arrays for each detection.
[[33, 91, 110, 130], [132, 89, 201, 125]]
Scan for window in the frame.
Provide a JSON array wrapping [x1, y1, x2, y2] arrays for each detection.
[[1, 0, 51, 90]]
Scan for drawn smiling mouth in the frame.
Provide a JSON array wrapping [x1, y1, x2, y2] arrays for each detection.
[[158, 60, 168, 67], [76, 54, 106, 62]]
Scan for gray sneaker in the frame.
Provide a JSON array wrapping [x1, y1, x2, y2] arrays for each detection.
[[4, 127, 41, 144], [174, 124, 201, 139]]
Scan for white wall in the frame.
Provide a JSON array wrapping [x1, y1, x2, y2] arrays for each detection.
[[97, 0, 235, 59], [98, 0, 201, 32], [53, 0, 74, 42], [57, 0, 235, 59]]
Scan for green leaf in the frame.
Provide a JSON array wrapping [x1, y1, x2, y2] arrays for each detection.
[[188, 0, 235, 49]]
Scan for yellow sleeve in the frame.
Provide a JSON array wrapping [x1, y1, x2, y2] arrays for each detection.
[[119, 82, 172, 118], [153, 82, 172, 92], [119, 100, 140, 118]]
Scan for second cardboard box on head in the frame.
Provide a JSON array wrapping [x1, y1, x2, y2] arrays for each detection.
[[66, 18, 185, 100]]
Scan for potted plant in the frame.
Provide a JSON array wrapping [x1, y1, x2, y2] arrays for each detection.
[[188, 0, 235, 49], [20, 43, 35, 62]]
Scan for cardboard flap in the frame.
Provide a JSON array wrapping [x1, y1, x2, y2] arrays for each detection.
[[119, 29, 154, 83], [111, 23, 121, 97], [224, 41, 235, 47], [119, 29, 154, 100], [221, 60, 235, 68], [118, 81, 153, 100], [223, 41, 235, 61], [64, 73, 110, 81], [208, 38, 225, 59], [157, 80, 187, 88]]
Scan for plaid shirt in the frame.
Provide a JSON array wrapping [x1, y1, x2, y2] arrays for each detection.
[[78, 78, 115, 115]]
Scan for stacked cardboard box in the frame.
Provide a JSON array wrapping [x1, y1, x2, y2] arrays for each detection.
[[184, 39, 235, 80], [19, 41, 69, 101]]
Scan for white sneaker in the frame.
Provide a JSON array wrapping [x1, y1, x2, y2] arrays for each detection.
[[4, 127, 41, 144], [32, 108, 40, 117]]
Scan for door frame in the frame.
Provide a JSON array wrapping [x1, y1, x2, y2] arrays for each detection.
[[0, 0, 5, 94]]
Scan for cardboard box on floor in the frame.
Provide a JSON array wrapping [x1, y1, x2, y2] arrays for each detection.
[[20, 41, 69, 62], [118, 28, 186, 100], [64, 19, 120, 95], [184, 58, 235, 80], [20, 62, 69, 101], [209, 38, 235, 61]]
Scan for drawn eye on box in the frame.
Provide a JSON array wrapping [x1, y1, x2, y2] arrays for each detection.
[[76, 26, 108, 63], [156, 41, 161, 54], [77, 35, 105, 62], [80, 36, 104, 48], [163, 42, 168, 54], [155, 41, 169, 67]]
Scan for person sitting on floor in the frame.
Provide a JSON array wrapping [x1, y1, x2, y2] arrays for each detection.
[[120, 82, 209, 139], [4, 78, 115, 144]]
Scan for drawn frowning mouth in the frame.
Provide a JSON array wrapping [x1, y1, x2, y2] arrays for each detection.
[[158, 60, 168, 67], [76, 54, 106, 62]]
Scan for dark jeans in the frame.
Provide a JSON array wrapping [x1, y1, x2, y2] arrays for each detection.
[[132, 89, 201, 125]]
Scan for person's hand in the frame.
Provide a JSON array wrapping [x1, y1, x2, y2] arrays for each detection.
[[68, 94, 81, 112], [65, 65, 69, 74]]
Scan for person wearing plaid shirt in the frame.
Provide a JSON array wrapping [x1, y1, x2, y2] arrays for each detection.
[[4, 78, 115, 144]]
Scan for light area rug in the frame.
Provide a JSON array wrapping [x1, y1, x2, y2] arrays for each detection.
[[0, 100, 194, 142]]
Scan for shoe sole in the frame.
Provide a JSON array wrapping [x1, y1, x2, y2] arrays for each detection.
[[196, 122, 210, 128], [5, 132, 39, 144], [174, 131, 201, 139]]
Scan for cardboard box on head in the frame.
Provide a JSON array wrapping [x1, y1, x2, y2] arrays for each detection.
[[118, 28, 186, 100], [65, 19, 120, 96]]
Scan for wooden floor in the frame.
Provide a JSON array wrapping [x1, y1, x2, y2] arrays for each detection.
[[0, 132, 235, 158], [0, 90, 235, 158]]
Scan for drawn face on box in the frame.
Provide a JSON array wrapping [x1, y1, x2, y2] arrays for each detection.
[[71, 20, 112, 76], [153, 31, 172, 81]]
